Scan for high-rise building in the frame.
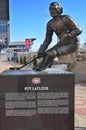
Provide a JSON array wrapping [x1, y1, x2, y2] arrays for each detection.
[[0, 0, 10, 49]]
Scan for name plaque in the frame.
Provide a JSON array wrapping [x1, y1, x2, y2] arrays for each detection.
[[0, 69, 74, 130]]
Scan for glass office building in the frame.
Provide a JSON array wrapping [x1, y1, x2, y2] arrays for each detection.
[[0, 0, 9, 48]]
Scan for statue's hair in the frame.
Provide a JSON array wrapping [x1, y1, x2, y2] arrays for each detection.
[[49, 2, 63, 14]]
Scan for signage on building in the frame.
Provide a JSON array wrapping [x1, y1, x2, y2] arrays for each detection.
[[25, 38, 31, 47]]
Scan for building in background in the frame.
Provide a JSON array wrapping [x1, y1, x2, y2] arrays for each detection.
[[0, 0, 10, 49], [0, 38, 36, 61]]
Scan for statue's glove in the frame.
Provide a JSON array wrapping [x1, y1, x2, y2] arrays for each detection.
[[37, 44, 47, 58], [37, 51, 45, 58]]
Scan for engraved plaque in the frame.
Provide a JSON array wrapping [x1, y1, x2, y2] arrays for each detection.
[[0, 69, 74, 130]]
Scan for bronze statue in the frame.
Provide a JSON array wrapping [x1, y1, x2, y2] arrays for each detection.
[[34, 2, 82, 71]]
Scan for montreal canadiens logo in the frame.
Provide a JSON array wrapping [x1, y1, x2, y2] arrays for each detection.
[[32, 78, 41, 84]]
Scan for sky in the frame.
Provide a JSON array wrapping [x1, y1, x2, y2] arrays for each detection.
[[9, 0, 86, 50]]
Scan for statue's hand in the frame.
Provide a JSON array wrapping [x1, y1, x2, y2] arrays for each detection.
[[37, 52, 45, 58]]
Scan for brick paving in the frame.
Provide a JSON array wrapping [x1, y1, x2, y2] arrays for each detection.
[[0, 61, 86, 129], [0, 61, 21, 73], [75, 84, 86, 128], [73, 62, 86, 128]]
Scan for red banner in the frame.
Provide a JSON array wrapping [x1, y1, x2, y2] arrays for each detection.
[[25, 38, 31, 46]]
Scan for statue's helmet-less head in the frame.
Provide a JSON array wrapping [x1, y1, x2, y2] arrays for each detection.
[[49, 2, 63, 17]]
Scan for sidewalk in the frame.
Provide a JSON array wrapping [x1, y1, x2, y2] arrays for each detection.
[[0, 61, 86, 129], [73, 62, 86, 128], [75, 83, 86, 128], [0, 61, 21, 73]]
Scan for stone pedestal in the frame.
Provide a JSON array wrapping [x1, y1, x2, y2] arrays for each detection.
[[0, 68, 75, 130]]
